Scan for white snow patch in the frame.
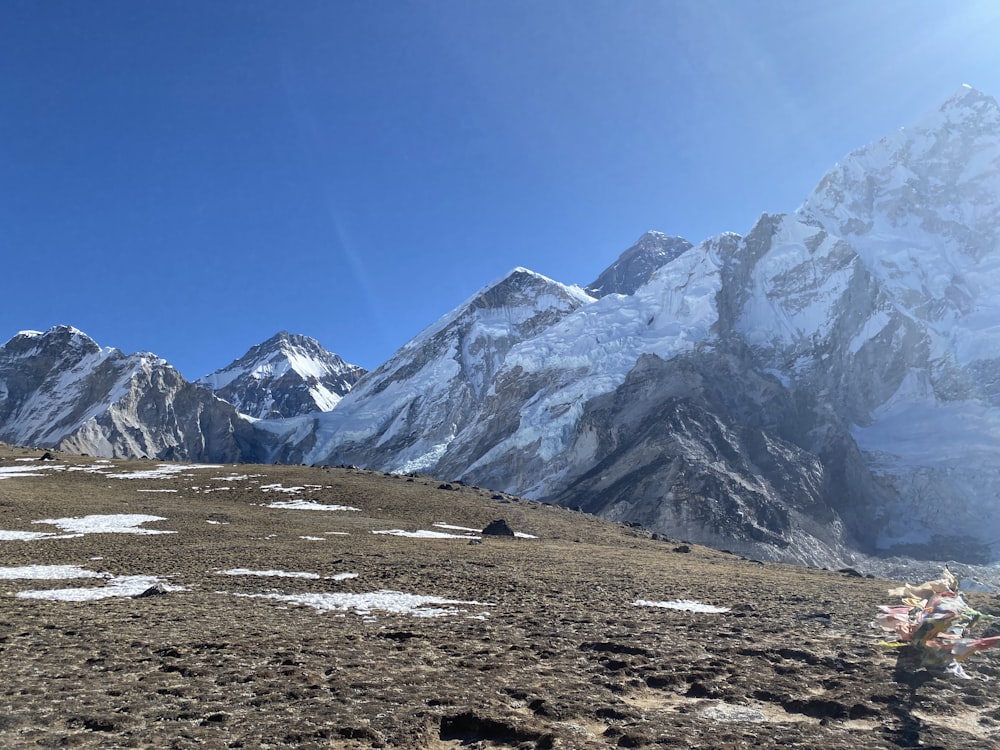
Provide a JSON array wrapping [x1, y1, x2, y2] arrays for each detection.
[[432, 522, 538, 539], [0, 529, 70, 541], [0, 465, 52, 479], [32, 514, 175, 536], [373, 529, 480, 540], [217, 569, 356, 580], [16, 576, 185, 602], [266, 500, 360, 512], [259, 483, 305, 494], [634, 599, 731, 613], [107, 464, 223, 480], [0, 565, 108, 580], [231, 589, 491, 618], [217, 568, 321, 579]]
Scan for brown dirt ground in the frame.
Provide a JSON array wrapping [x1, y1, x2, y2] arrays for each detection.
[[0, 445, 998, 749]]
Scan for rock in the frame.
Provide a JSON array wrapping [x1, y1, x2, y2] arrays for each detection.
[[132, 583, 169, 598], [481, 519, 515, 537]]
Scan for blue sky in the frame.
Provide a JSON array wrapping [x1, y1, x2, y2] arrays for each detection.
[[3, 1, 1000, 378]]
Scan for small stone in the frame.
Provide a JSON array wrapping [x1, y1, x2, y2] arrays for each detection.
[[133, 583, 169, 598]]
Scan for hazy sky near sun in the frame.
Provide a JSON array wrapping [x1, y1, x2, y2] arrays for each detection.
[[3, 1, 1000, 378]]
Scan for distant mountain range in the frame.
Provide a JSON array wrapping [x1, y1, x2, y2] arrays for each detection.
[[4, 85, 1000, 569], [0, 327, 364, 462]]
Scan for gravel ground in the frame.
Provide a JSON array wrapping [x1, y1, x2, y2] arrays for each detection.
[[0, 445, 998, 749]]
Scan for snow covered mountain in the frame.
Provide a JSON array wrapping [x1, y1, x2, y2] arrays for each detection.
[[5, 86, 1000, 569], [197, 332, 365, 419], [268, 84, 1000, 567], [259, 267, 595, 470], [794, 84, 1000, 561], [0, 326, 258, 461]]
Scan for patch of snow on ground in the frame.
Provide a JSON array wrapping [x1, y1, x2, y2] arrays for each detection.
[[64, 465, 111, 474], [16, 576, 185, 602], [633, 599, 731, 613], [699, 703, 768, 723], [0, 565, 108, 580], [0, 465, 53, 479], [136, 489, 178, 493], [107, 464, 223, 480], [231, 589, 491, 618], [218, 568, 321, 579], [299, 535, 325, 541], [259, 483, 305, 494], [373, 529, 481, 539], [432, 522, 538, 539], [32, 514, 175, 536], [266, 500, 360, 511], [0, 529, 71, 541]]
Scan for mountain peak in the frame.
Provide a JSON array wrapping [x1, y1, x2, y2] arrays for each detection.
[[802, 82, 1000, 250], [912, 83, 1000, 131], [36, 325, 94, 342], [4, 325, 101, 356], [466, 267, 593, 314], [943, 82, 990, 107], [197, 333, 365, 419], [587, 231, 694, 297], [257, 330, 321, 354]]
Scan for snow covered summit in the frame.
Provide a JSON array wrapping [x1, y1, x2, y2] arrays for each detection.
[[197, 332, 366, 419], [586, 231, 694, 297]]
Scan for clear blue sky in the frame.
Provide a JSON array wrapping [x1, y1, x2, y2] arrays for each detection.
[[3, 1, 1000, 378]]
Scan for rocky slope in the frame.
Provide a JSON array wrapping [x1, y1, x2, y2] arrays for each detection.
[[197, 331, 366, 419]]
